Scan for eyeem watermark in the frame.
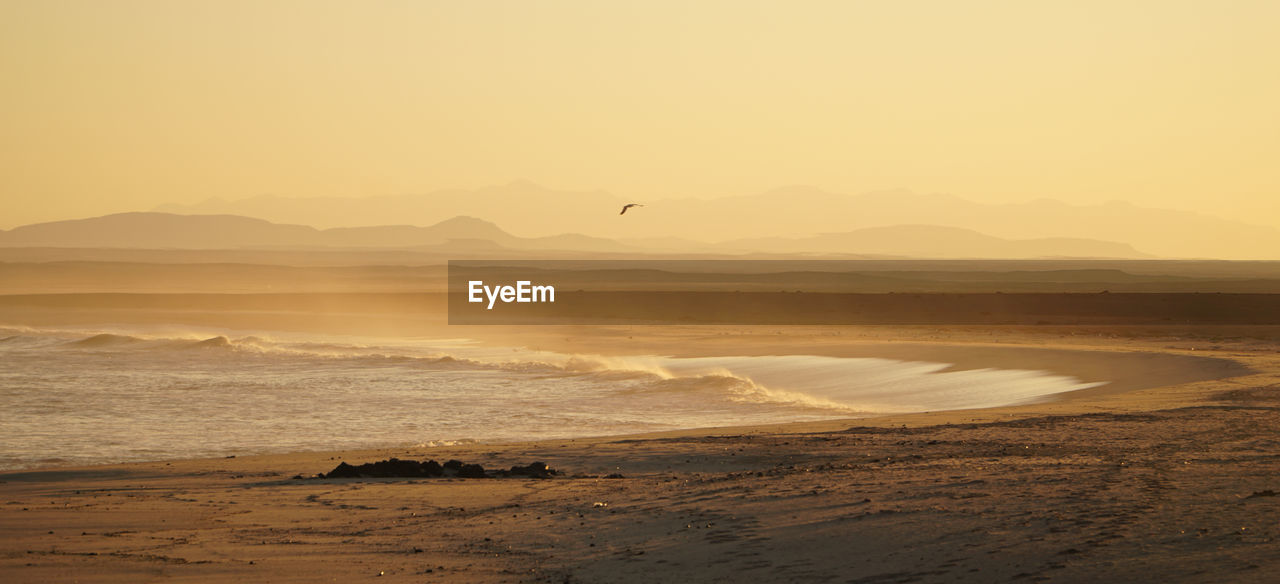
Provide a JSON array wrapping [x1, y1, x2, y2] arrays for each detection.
[[468, 280, 556, 310]]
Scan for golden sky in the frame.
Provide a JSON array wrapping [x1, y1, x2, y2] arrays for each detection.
[[2, 0, 1278, 230]]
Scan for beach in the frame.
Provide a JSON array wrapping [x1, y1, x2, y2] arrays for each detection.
[[8, 3, 1280, 581], [3, 325, 1277, 583]]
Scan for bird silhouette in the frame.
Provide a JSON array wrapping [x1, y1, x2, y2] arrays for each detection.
[[620, 203, 644, 215]]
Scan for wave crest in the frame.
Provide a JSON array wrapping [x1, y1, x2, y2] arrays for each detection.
[[66, 333, 147, 347]]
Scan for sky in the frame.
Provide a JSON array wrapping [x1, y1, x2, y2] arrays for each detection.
[[2, 0, 1278, 230]]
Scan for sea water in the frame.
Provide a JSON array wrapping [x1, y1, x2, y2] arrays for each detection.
[[0, 326, 1104, 470]]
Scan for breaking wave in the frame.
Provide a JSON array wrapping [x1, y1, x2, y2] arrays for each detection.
[[0, 325, 1109, 470], [23, 327, 1106, 415], [65, 333, 148, 347], [46, 330, 857, 410]]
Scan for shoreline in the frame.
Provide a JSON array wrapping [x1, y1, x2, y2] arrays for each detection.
[[3, 327, 1278, 583], [0, 329, 1263, 473], [0, 330, 1251, 473]]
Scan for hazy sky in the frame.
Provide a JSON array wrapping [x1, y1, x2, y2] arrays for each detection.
[[2, 0, 1278, 229]]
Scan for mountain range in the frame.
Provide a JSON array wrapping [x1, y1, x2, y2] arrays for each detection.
[[0, 212, 1151, 259], [151, 182, 1280, 259], [0, 214, 627, 253]]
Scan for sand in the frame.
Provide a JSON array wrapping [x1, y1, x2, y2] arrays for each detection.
[[2, 326, 1279, 583]]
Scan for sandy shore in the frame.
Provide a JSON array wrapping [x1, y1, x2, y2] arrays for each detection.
[[2, 326, 1279, 583]]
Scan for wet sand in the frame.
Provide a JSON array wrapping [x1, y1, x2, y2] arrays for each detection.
[[2, 326, 1279, 583]]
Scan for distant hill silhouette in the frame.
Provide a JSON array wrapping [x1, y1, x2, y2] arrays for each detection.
[[0, 212, 1151, 258], [154, 181, 626, 239], [0, 213, 629, 252], [153, 182, 1280, 258], [0, 213, 318, 249]]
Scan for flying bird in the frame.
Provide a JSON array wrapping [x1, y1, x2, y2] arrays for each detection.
[[620, 203, 644, 215]]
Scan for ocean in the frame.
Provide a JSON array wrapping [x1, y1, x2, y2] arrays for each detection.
[[0, 326, 1104, 470]]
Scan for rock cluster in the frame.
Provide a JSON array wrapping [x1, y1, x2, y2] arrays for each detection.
[[319, 458, 556, 479]]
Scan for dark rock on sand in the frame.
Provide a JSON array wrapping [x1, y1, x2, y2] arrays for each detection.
[[377, 458, 427, 477], [505, 462, 557, 478], [320, 458, 554, 479], [323, 462, 362, 479], [322, 458, 426, 479]]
